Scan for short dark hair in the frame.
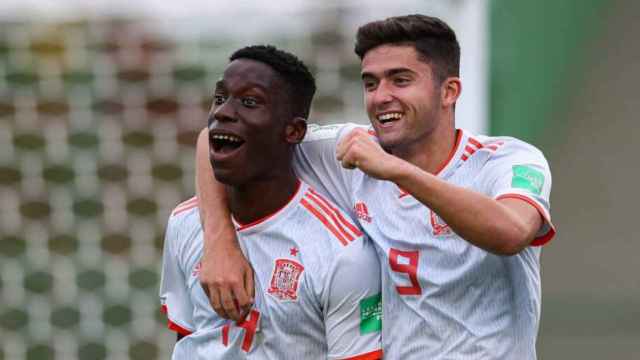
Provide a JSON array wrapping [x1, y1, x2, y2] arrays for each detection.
[[230, 45, 316, 119], [354, 14, 460, 83]]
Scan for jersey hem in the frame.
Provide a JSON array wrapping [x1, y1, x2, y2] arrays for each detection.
[[496, 193, 556, 246], [340, 349, 383, 360], [160, 305, 194, 337]]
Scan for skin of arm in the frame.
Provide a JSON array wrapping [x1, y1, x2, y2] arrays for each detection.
[[195, 128, 255, 321], [336, 128, 543, 256]]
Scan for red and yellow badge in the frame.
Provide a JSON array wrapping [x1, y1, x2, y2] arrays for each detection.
[[268, 259, 304, 301]]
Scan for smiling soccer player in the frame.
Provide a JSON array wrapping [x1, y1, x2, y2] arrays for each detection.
[[160, 45, 382, 360]]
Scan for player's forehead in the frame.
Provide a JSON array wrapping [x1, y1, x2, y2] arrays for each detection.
[[361, 44, 431, 78], [218, 59, 284, 93]]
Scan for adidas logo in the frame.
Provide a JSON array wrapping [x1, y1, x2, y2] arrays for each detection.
[[354, 202, 372, 223]]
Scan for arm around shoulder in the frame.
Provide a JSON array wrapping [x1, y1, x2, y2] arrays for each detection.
[[195, 127, 255, 321]]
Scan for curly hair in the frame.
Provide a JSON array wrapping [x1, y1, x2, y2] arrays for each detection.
[[230, 45, 316, 119]]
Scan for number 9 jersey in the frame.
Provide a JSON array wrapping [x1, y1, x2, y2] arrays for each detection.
[[294, 124, 555, 360]]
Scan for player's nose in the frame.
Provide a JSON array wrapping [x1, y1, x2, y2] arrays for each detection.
[[213, 99, 237, 123]]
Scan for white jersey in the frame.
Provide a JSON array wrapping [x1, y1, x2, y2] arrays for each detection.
[[159, 180, 382, 360], [292, 123, 555, 360]]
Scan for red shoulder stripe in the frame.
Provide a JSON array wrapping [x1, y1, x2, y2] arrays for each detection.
[[301, 198, 348, 246], [176, 196, 197, 209], [171, 197, 198, 217], [305, 192, 354, 242], [468, 137, 483, 148], [304, 193, 354, 242], [172, 202, 199, 217], [308, 188, 363, 237]]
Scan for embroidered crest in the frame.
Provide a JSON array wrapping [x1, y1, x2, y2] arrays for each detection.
[[430, 210, 452, 236], [268, 259, 304, 301]]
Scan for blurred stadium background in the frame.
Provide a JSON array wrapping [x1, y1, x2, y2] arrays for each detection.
[[0, 0, 637, 359]]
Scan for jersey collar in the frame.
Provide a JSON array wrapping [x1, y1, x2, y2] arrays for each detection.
[[233, 180, 304, 233]]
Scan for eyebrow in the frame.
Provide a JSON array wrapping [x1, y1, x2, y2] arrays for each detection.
[[361, 67, 415, 80]]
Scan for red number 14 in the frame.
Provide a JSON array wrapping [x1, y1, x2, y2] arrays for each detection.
[[222, 309, 261, 352], [389, 248, 422, 295]]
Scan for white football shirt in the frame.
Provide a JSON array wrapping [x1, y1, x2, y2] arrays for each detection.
[[292, 123, 555, 360], [159, 180, 383, 360]]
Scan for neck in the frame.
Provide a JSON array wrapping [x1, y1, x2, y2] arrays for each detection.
[[227, 169, 300, 226], [394, 120, 457, 175]]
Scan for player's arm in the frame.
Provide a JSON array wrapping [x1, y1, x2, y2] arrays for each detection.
[[337, 129, 551, 255], [195, 128, 254, 321], [323, 237, 383, 360], [392, 162, 542, 255]]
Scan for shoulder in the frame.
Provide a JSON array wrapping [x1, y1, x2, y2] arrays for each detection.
[[473, 133, 549, 165], [165, 196, 202, 255], [295, 185, 365, 250], [303, 122, 367, 143]]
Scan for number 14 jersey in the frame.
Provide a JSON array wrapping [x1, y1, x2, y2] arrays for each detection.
[[159, 181, 382, 359]]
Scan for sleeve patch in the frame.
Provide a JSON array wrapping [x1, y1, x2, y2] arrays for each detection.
[[511, 165, 544, 195], [359, 293, 382, 334]]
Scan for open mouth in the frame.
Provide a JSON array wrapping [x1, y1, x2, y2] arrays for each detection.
[[210, 133, 245, 154], [377, 112, 403, 125]]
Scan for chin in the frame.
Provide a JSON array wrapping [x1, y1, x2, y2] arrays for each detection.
[[212, 168, 242, 186]]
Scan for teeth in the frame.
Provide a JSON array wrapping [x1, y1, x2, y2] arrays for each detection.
[[212, 134, 243, 142], [378, 113, 402, 121]]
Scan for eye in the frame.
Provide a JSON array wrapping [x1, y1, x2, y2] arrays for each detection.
[[393, 77, 412, 86], [363, 79, 378, 92], [241, 97, 258, 107], [213, 94, 226, 105]]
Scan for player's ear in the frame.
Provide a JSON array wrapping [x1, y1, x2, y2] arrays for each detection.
[[285, 117, 307, 144], [441, 76, 461, 108]]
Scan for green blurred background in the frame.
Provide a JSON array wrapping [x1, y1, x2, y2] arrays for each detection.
[[1, 0, 638, 359]]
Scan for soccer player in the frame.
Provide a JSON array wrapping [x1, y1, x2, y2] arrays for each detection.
[[196, 15, 555, 359], [160, 45, 382, 359]]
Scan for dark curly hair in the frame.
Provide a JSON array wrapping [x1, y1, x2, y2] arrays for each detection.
[[230, 45, 316, 119], [354, 14, 460, 84]]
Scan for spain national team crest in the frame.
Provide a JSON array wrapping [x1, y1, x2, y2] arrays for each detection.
[[430, 210, 452, 236], [268, 259, 304, 301]]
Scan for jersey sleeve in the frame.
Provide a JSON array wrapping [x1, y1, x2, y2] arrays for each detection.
[[476, 139, 556, 246], [159, 216, 195, 337], [322, 235, 383, 360], [293, 123, 367, 213]]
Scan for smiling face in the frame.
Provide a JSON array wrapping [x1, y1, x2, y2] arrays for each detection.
[[361, 44, 444, 152], [208, 59, 294, 186]]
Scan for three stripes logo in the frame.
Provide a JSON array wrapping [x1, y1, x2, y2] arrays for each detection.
[[171, 196, 198, 217], [300, 188, 363, 246], [354, 202, 372, 223], [461, 137, 504, 162]]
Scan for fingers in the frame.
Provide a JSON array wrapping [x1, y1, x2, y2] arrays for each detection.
[[336, 128, 370, 168], [244, 267, 255, 306], [208, 286, 230, 320], [232, 269, 254, 320], [220, 286, 242, 321]]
